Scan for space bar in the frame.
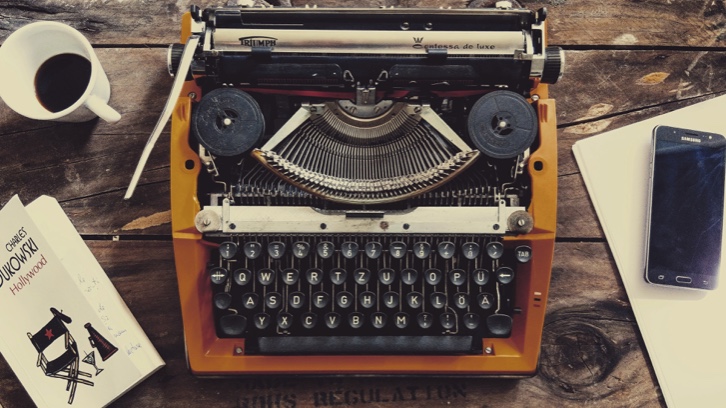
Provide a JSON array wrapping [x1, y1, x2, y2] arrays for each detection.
[[252, 336, 478, 355]]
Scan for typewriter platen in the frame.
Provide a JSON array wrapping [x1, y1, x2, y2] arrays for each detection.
[[169, 3, 563, 375]]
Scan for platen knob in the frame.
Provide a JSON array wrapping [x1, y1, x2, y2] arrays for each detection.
[[541, 46, 564, 84]]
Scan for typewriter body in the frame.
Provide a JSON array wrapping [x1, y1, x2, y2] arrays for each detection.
[[169, 3, 563, 375]]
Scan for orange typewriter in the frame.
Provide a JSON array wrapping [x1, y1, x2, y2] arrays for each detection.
[[165, 3, 563, 375]]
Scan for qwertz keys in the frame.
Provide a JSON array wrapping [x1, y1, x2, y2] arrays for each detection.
[[214, 292, 232, 309], [486, 241, 504, 259], [515, 245, 533, 263], [257, 268, 275, 285], [425, 268, 443, 285], [401, 268, 418, 285], [336, 291, 354, 308], [378, 268, 396, 285], [209, 267, 228, 285], [312, 292, 330, 308], [292, 241, 310, 258], [306, 268, 323, 285], [461, 242, 480, 260], [449, 269, 466, 286], [233, 268, 252, 286], [317, 241, 334, 259], [496, 266, 515, 284], [383, 291, 400, 308], [243, 242, 262, 259], [329, 268, 347, 285], [268, 241, 286, 259], [365, 241, 383, 259], [282, 268, 299, 285], [219, 241, 238, 259], [325, 313, 342, 329], [437, 241, 455, 259], [341, 241, 359, 259], [430, 292, 446, 309], [277, 313, 293, 330], [354, 268, 371, 285], [389, 241, 407, 259], [288, 292, 306, 309], [212, 236, 520, 342], [413, 242, 431, 259]]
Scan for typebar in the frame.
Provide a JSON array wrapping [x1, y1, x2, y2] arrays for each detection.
[[249, 335, 480, 355]]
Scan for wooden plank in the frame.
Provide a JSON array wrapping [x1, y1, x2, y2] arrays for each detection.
[[0, 0, 724, 48], [0, 241, 663, 407]]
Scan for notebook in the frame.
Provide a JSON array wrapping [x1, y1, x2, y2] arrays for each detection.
[[572, 94, 726, 407]]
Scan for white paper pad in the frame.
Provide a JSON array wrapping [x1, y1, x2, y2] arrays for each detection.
[[572, 95, 726, 407]]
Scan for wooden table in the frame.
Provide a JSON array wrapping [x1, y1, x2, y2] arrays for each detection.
[[3, 0, 722, 406]]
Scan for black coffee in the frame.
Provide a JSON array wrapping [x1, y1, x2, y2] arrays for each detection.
[[35, 53, 92, 113]]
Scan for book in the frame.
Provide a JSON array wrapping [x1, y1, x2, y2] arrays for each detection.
[[0, 195, 164, 407], [572, 95, 726, 408]]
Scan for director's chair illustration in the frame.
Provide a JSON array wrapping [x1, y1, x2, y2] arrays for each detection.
[[28, 308, 94, 404]]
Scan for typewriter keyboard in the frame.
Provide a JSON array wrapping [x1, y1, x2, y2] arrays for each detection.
[[208, 235, 530, 355]]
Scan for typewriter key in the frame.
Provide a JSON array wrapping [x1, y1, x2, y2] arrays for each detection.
[[214, 292, 232, 310], [254, 313, 272, 330], [486, 241, 504, 259], [325, 312, 342, 329], [440, 313, 456, 330], [413, 242, 431, 259], [394, 312, 409, 329], [219, 241, 238, 259], [417, 312, 434, 329], [209, 267, 228, 285], [341, 241, 359, 259], [468, 90, 538, 159], [378, 268, 396, 285], [219, 314, 246, 336], [496, 266, 515, 284], [191, 88, 264, 157], [233, 268, 252, 286], [383, 292, 399, 308], [292, 241, 310, 258], [463, 313, 480, 330], [277, 313, 293, 330]]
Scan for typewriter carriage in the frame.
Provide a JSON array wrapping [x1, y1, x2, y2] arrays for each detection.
[[169, 5, 559, 375]]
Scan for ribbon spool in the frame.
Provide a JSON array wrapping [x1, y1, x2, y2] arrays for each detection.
[[467, 90, 538, 159]]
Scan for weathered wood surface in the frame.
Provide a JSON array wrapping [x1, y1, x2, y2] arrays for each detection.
[[2, 0, 726, 47], [0, 0, 713, 406]]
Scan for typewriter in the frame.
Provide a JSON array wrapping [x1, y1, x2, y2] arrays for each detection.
[[166, 2, 563, 375]]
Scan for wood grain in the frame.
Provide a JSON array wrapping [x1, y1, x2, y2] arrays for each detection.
[[2, 0, 726, 48]]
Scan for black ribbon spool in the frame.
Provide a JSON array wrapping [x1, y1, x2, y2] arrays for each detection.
[[191, 88, 265, 157], [467, 91, 538, 159]]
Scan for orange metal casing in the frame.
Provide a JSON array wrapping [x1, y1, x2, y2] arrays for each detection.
[[170, 11, 557, 376]]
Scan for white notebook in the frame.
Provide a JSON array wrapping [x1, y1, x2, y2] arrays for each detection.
[[572, 95, 726, 407]]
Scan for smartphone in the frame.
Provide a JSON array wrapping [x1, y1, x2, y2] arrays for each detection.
[[644, 125, 726, 290]]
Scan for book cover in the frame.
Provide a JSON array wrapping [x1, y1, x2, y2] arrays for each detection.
[[0, 195, 164, 407]]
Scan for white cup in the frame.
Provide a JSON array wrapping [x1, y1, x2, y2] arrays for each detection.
[[0, 21, 121, 123]]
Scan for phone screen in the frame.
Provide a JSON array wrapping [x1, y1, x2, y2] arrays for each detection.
[[646, 126, 726, 289]]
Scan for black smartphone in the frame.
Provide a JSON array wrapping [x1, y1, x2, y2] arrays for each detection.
[[644, 125, 726, 290]]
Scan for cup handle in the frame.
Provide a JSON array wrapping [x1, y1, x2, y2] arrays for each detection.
[[85, 94, 121, 123]]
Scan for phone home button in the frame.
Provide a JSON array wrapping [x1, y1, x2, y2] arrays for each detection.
[[675, 276, 693, 284]]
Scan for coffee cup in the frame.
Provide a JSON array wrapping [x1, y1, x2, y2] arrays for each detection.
[[0, 21, 121, 123]]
